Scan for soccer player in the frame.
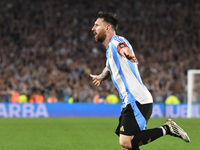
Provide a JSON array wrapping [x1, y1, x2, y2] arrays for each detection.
[[90, 11, 190, 150]]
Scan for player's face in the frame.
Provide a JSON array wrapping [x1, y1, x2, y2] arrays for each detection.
[[92, 18, 107, 43]]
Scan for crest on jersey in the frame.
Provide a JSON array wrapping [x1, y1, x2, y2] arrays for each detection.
[[109, 51, 112, 59]]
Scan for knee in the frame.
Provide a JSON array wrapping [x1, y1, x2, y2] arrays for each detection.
[[120, 140, 132, 149]]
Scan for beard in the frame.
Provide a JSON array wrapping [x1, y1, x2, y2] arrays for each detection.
[[95, 29, 106, 43]]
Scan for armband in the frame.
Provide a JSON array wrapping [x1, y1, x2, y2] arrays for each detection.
[[117, 42, 128, 54]]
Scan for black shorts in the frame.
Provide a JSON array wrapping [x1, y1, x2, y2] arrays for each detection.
[[115, 101, 152, 136]]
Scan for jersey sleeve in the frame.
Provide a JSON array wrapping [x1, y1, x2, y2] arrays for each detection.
[[111, 36, 130, 54]]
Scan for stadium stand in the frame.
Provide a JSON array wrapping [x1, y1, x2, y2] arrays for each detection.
[[0, 0, 199, 103]]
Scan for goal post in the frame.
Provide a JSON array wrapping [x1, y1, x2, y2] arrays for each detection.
[[187, 69, 200, 118]]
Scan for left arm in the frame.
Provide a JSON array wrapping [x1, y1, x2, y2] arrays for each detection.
[[117, 43, 139, 65]]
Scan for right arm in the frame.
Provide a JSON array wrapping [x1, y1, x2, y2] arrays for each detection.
[[90, 67, 110, 87]]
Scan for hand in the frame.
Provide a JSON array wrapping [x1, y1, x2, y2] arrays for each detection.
[[90, 74, 103, 87], [123, 52, 139, 65]]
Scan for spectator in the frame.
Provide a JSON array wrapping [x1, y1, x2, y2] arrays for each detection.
[[47, 89, 58, 103], [19, 93, 28, 103], [0, 0, 199, 103]]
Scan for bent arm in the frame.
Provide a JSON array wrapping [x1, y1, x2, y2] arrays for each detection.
[[99, 66, 111, 81], [90, 66, 110, 87], [117, 43, 139, 65]]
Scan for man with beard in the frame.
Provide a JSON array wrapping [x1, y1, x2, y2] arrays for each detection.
[[90, 11, 190, 150]]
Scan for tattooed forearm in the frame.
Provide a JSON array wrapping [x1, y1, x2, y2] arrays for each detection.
[[99, 67, 110, 81]]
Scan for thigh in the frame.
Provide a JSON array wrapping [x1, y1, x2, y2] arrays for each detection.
[[116, 104, 141, 136], [135, 101, 152, 123], [116, 102, 153, 136]]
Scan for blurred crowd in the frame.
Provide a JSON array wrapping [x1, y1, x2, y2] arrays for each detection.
[[0, 0, 200, 103]]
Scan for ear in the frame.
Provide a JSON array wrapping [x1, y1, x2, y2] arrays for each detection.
[[106, 24, 111, 31]]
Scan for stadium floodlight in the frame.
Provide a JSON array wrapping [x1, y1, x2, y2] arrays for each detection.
[[187, 69, 200, 118]]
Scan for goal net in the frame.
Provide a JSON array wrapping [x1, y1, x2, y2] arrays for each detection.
[[187, 69, 200, 118]]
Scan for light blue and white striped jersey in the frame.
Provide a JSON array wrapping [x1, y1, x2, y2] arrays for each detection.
[[106, 35, 153, 108]]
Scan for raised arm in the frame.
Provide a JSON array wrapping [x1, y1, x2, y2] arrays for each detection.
[[117, 43, 139, 65], [90, 66, 111, 87]]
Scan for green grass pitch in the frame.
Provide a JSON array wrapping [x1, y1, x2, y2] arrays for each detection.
[[0, 117, 199, 150]]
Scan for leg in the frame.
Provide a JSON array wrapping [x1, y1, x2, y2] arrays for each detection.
[[115, 104, 140, 150], [116, 102, 164, 149], [119, 134, 141, 150], [131, 127, 164, 148], [115, 103, 143, 150], [119, 129, 163, 150], [119, 134, 133, 150], [131, 118, 190, 148]]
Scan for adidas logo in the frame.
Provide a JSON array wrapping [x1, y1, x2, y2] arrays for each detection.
[[120, 126, 124, 132]]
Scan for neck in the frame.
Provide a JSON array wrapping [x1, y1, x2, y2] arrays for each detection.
[[102, 32, 115, 48]]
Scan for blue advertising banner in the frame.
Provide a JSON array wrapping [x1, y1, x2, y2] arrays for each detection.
[[0, 103, 200, 118], [0, 103, 121, 118]]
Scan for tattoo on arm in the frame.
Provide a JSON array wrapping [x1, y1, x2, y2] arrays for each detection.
[[99, 67, 110, 81]]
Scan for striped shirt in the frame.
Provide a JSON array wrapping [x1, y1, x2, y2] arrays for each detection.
[[106, 35, 153, 108]]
